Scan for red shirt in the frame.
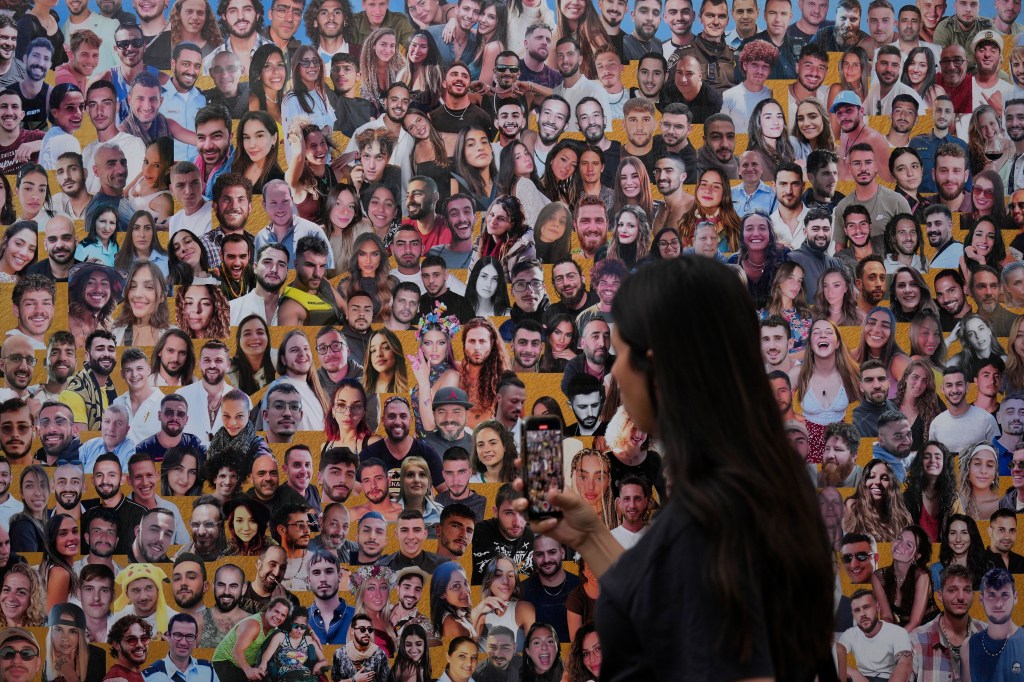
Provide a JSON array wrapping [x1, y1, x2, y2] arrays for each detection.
[[936, 72, 973, 113], [401, 217, 452, 251], [103, 663, 145, 682]]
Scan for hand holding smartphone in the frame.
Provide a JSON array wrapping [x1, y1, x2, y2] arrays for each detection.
[[521, 416, 565, 519]]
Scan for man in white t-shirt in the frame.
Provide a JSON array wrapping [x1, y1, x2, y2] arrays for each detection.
[[609, 477, 651, 550], [928, 367, 1000, 454], [552, 37, 612, 133], [168, 161, 213, 237], [837, 590, 913, 682], [721, 39, 774, 134]]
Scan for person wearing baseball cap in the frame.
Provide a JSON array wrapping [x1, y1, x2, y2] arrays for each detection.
[[423, 386, 474, 456], [46, 603, 108, 682], [0, 627, 41, 682], [831, 89, 893, 184], [973, 29, 1012, 111], [934, 0, 995, 71], [784, 420, 809, 461]]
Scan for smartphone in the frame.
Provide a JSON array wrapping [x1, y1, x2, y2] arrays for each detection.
[[521, 416, 565, 519]]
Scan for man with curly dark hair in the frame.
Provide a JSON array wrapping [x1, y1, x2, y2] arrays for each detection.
[[106, 614, 154, 682]]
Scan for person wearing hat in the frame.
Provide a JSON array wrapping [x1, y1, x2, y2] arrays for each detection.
[[832, 90, 894, 184], [387, 566, 435, 641], [973, 29, 1013, 112], [0, 627, 42, 682], [66, 262, 126, 350], [46, 603, 108, 682], [783, 419, 810, 461], [422, 387, 474, 457], [112, 563, 178, 637], [934, 0, 996, 72], [305, 546, 355, 646]]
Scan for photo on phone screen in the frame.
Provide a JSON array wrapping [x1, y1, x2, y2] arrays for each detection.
[[523, 417, 564, 518]]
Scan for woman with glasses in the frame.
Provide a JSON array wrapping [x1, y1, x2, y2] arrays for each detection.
[[256, 610, 329, 682], [324, 380, 382, 454]]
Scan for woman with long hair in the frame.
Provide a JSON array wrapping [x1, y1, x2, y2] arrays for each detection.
[[169, 0, 222, 54], [842, 459, 914, 542], [498, 141, 549, 228], [902, 441, 962, 543], [1004, 315, 1024, 393], [961, 216, 1013, 277], [827, 47, 870, 126], [464, 256, 512, 317], [871, 525, 940, 631], [910, 310, 947, 367], [900, 46, 946, 107], [549, 0, 609, 80], [789, 97, 836, 162], [160, 446, 204, 497], [532, 201, 573, 265], [324, 380, 383, 454], [565, 623, 602, 682], [286, 123, 342, 224], [74, 205, 120, 266], [747, 98, 795, 179], [232, 110, 284, 195], [40, 513, 80, 611], [522, 623, 564, 682], [361, 184, 401, 248], [0, 220, 37, 283], [398, 456, 445, 527], [15, 164, 53, 234], [958, 442, 1002, 521], [451, 126, 498, 211], [430, 562, 476, 641], [469, 195, 535, 280], [168, 228, 213, 287], [729, 210, 789, 310], [889, 147, 932, 219], [758, 261, 812, 352], [796, 318, 860, 463], [10, 465, 51, 553], [410, 309, 461, 434], [610, 157, 653, 224], [323, 184, 373, 278], [678, 167, 742, 253], [951, 312, 1008, 381], [281, 45, 334, 155], [175, 282, 231, 339], [111, 261, 172, 347], [125, 137, 174, 221], [338, 232, 393, 321], [539, 314, 579, 373], [813, 266, 863, 326], [965, 169, 1010, 236], [895, 358, 946, 453], [464, 0, 507, 83], [403, 110, 452, 203], [360, 28, 406, 116], [248, 43, 288, 121], [889, 267, 939, 322], [228, 314, 277, 395], [352, 565, 398, 657], [270, 330, 330, 430], [569, 448, 617, 530], [470, 420, 517, 483], [221, 497, 272, 556], [476, 554, 536, 649], [397, 31, 445, 111], [531, 396, 567, 425], [969, 104, 1012, 175], [113, 210, 169, 276], [0, 563, 45, 628], [540, 139, 583, 209], [387, 623, 432, 682], [45, 603, 105, 682], [0, 173, 16, 226], [364, 328, 410, 394], [854, 306, 911, 399], [255, 609, 329, 681], [931, 514, 987, 591], [604, 405, 667, 502]]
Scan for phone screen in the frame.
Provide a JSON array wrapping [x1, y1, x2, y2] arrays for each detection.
[[523, 418, 564, 518]]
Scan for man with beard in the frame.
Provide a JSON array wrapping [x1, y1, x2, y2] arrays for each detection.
[[837, 590, 913, 682], [519, 24, 562, 90], [491, 98, 527, 157], [419, 256, 474, 324], [34, 402, 83, 466], [572, 195, 610, 263], [89, 142, 138, 229], [476, 627, 523, 682], [202, 173, 252, 270], [832, 93, 892, 183], [229, 243, 288, 326], [815, 423, 863, 488], [377, 510, 443, 572], [388, 567, 434, 638], [272, 503, 313, 592], [553, 39, 611, 134], [253, 181, 332, 268], [935, 0, 996, 70], [262, 0, 302, 57], [937, 43, 974, 114], [390, 225, 427, 291], [160, 44, 205, 164], [809, 0, 867, 51], [423, 388, 474, 457], [934, 268, 971, 332], [831, 145, 910, 246], [865, 46, 922, 117], [1002, 101, 1024, 196], [622, 98, 661, 176], [0, 458, 21, 529], [965, 567, 1024, 680], [672, 0, 737, 89], [972, 30, 1011, 113], [135, 394, 207, 463], [436, 448, 487, 521], [51, 463, 85, 521], [494, 375, 526, 443], [631, 52, 668, 104], [361, 398, 447, 491], [522, 95, 569, 174], [51, 153, 94, 221], [510, 322, 543, 374], [520, 534, 577, 641], [29, 217, 80, 284], [343, 292, 374, 366], [799, 149, 843, 213], [597, 0, 627, 55], [911, 564, 986, 681], [0, 17, 25, 92], [560, 318, 612, 398], [203, 52, 249, 119], [349, 462, 402, 526], [402, 178, 448, 252], [623, 0, 664, 61], [787, 208, 840, 300], [657, 104, 696, 173], [346, 83, 414, 191], [970, 266, 1017, 337], [428, 0, 481, 65], [470, 484, 534, 584], [203, 0, 271, 75], [460, 318, 511, 428], [427, 194, 476, 270], [174, 496, 226, 562], [506, 260, 550, 328], [170, 555, 209, 633], [768, 164, 808, 248], [930, 368, 1000, 455], [609, 476, 651, 550], [576, 98, 621, 187], [886, 96, 919, 149], [106, 615, 154, 680], [0, 337, 39, 406], [575, 256, 624, 332], [761, 318, 797, 375], [82, 81, 145, 194], [174, 341, 235, 446], [61, 329, 118, 431], [128, 508, 176, 563], [783, 44, 829, 123], [872, 410, 914, 483], [0, 88, 42, 174], [436, 503, 476, 560], [239, 545, 299, 614], [923, 205, 964, 270], [150, 330, 195, 390], [545, 259, 597, 322], [218, 235, 254, 302], [314, 329, 365, 408], [910, 96, 967, 195], [994, 394, 1024, 473], [480, 51, 549, 118], [306, 548, 354, 645], [691, 112, 738, 180], [652, 153, 694, 234], [77, 507, 120, 577], [200, 564, 247, 648], [430, 62, 495, 138], [26, 330, 74, 407], [564, 374, 607, 438], [84, 453, 147, 555], [245, 453, 307, 517], [16, 39, 52, 131], [319, 447, 359, 506], [350, 510, 391, 563], [310, 502, 357, 559], [308, 0, 355, 65], [770, 372, 802, 424], [853, 361, 898, 439]]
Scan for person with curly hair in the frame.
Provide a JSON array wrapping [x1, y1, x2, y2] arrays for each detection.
[[468, 195, 535, 281], [170, 0, 224, 56], [459, 317, 510, 428], [722, 40, 778, 135], [564, 622, 601, 682], [304, 0, 356, 65], [842, 459, 914, 543], [360, 27, 406, 116], [568, 449, 617, 531], [902, 441, 962, 543], [175, 282, 231, 339], [882, 213, 929, 274], [0, 562, 45, 627], [207, 0, 267, 74], [203, 448, 250, 504], [221, 497, 273, 557], [470, 420, 517, 484], [958, 442, 1002, 521], [870, 524, 940, 631], [894, 359, 946, 454]]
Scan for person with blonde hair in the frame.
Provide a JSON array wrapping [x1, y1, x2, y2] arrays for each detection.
[[569, 449, 617, 530]]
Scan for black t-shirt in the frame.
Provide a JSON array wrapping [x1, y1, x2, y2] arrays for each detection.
[[237, 581, 301, 615], [359, 438, 444, 493], [520, 571, 581, 643], [682, 83, 724, 126], [19, 82, 49, 131], [608, 449, 667, 502], [598, 140, 623, 189], [204, 83, 252, 120], [598, 502, 777, 681], [470, 518, 534, 584], [429, 103, 496, 140], [144, 30, 173, 71], [82, 496, 147, 556], [420, 289, 475, 325]]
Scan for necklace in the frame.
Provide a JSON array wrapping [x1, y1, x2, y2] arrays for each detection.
[[746, 255, 766, 271], [842, 125, 866, 160], [939, 615, 970, 649], [441, 102, 468, 120], [980, 630, 1014, 657], [541, 578, 566, 597]]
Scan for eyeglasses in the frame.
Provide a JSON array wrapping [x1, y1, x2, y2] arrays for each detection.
[[0, 648, 38, 662], [353, 626, 374, 633], [316, 341, 346, 355], [333, 403, 364, 413], [512, 279, 545, 292], [169, 632, 197, 643], [973, 186, 995, 199], [273, 5, 304, 17], [286, 521, 311, 531], [210, 65, 240, 75], [841, 551, 871, 564], [2, 354, 36, 366], [37, 417, 71, 428], [122, 635, 151, 646], [271, 401, 302, 412], [116, 38, 145, 50], [495, 65, 519, 73], [162, 409, 188, 419], [939, 57, 966, 67], [298, 58, 321, 68], [658, 238, 680, 248]]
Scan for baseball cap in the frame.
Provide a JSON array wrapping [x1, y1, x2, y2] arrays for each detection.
[[0, 628, 38, 653], [830, 90, 863, 113], [784, 420, 809, 438], [432, 387, 473, 409]]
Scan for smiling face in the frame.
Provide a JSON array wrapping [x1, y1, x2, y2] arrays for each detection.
[[970, 448, 998, 490]]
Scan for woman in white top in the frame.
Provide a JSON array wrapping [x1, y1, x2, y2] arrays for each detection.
[[476, 555, 536, 652], [281, 44, 334, 160], [125, 138, 174, 223], [110, 261, 174, 347], [38, 84, 84, 169]]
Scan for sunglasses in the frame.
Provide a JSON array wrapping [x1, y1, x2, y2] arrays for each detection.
[[972, 186, 995, 199], [841, 552, 871, 564], [1011, 202, 1024, 210], [353, 626, 374, 633], [116, 38, 145, 50], [162, 409, 187, 419], [1012, 461, 1024, 471], [122, 635, 151, 646], [0, 648, 37, 662], [495, 65, 519, 73]]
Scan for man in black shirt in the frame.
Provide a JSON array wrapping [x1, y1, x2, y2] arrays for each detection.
[[429, 61, 495, 139], [986, 508, 1024, 573], [82, 452, 147, 555], [238, 545, 301, 614], [471, 484, 534, 584], [671, 54, 723, 125], [418, 255, 474, 324], [329, 54, 376, 136], [519, 534, 579, 642], [360, 396, 447, 494], [544, 258, 598, 323], [203, 52, 250, 119], [18, 39, 52, 131]]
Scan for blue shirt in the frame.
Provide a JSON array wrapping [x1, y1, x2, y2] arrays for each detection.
[[871, 442, 908, 484], [308, 599, 355, 645], [79, 435, 136, 472], [731, 181, 778, 217], [160, 81, 205, 163], [143, 656, 219, 682], [253, 217, 335, 269], [426, 24, 479, 66]]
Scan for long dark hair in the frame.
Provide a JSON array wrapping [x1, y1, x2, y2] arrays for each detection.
[[610, 257, 833, 676], [540, 139, 582, 207], [42, 513, 80, 594], [232, 314, 277, 394], [249, 44, 287, 110], [937, 513, 987, 588], [453, 126, 497, 199], [388, 623, 432, 682], [465, 256, 512, 316], [80, 205, 120, 250], [289, 44, 327, 115], [160, 446, 205, 496], [902, 440, 957, 535], [168, 228, 212, 288], [232, 110, 283, 190], [114, 210, 168, 271]]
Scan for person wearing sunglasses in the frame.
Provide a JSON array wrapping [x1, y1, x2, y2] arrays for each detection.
[[0, 626, 41, 682], [106, 614, 153, 682], [331, 613, 391, 682], [134, 394, 208, 464], [839, 531, 880, 585], [255, 609, 329, 681], [104, 24, 168, 126]]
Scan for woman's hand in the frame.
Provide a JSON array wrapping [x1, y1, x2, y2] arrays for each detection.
[[441, 16, 458, 43], [965, 245, 984, 264], [471, 595, 508, 624], [409, 347, 431, 387]]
